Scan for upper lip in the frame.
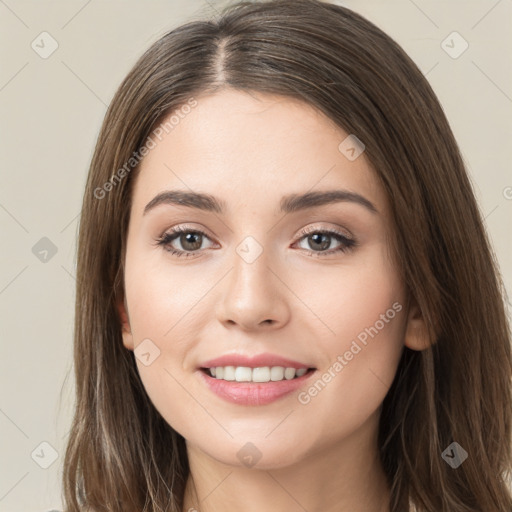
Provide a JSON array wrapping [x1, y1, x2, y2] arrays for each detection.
[[199, 352, 315, 370]]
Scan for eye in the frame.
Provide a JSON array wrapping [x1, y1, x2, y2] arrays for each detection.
[[155, 225, 215, 258], [293, 226, 357, 257]]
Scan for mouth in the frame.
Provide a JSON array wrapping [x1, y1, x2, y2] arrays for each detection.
[[200, 366, 317, 382], [197, 365, 318, 406]]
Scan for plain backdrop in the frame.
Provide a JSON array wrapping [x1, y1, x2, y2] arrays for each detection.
[[0, 1, 511, 510]]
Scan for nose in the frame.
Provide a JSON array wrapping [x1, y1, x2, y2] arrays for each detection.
[[215, 245, 291, 332]]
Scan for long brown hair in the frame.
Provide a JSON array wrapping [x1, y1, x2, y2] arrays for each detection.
[[62, 1, 512, 510]]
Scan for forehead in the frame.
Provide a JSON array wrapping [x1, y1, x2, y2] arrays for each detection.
[[132, 88, 388, 217]]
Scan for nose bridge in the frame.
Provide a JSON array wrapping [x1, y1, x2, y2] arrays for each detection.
[[216, 232, 290, 329], [230, 234, 276, 305]]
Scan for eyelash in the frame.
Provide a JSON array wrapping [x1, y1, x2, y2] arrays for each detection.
[[155, 224, 357, 259]]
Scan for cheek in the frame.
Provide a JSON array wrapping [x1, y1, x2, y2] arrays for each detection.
[[294, 245, 406, 430], [122, 253, 200, 438], [123, 238, 230, 437], [124, 241, 210, 342], [295, 241, 404, 354]]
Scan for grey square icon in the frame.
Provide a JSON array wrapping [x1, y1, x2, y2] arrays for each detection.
[[32, 237, 58, 263], [236, 236, 263, 264], [441, 441, 468, 468], [237, 441, 262, 468], [31, 441, 59, 469], [31, 31, 59, 59], [441, 31, 469, 59], [338, 134, 365, 161], [134, 338, 161, 366]]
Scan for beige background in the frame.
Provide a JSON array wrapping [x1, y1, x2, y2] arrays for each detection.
[[0, 0, 511, 510]]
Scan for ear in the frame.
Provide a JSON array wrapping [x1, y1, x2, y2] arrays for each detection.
[[117, 296, 134, 351], [403, 297, 431, 351]]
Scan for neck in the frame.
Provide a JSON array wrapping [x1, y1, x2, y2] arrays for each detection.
[[182, 411, 391, 512]]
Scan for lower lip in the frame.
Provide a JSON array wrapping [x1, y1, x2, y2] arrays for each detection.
[[197, 369, 316, 406]]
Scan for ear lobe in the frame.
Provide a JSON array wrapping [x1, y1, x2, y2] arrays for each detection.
[[117, 297, 134, 351], [403, 298, 431, 351]]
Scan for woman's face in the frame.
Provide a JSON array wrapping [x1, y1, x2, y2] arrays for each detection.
[[120, 88, 422, 468]]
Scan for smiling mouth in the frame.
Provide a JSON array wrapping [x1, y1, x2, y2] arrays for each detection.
[[200, 366, 317, 383]]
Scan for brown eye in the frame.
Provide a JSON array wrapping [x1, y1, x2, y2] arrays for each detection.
[[156, 227, 214, 257], [295, 228, 357, 257], [177, 232, 203, 251], [305, 232, 332, 251]]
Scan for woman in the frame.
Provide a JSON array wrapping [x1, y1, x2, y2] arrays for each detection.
[[62, 1, 512, 510]]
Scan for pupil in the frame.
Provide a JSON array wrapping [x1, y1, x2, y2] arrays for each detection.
[[310, 233, 329, 251], [182, 233, 201, 251]]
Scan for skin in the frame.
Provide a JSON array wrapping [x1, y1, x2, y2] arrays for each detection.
[[118, 88, 429, 512]]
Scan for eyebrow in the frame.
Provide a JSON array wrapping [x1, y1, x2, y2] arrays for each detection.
[[143, 189, 378, 216]]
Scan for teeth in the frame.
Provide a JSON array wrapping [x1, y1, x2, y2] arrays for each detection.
[[208, 366, 310, 382], [284, 367, 296, 380], [252, 367, 270, 382], [270, 366, 284, 381], [235, 367, 252, 382], [223, 366, 236, 381]]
